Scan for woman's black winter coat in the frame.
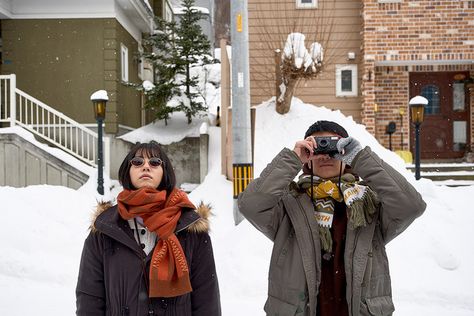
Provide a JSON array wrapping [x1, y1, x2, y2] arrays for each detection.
[[76, 203, 221, 316]]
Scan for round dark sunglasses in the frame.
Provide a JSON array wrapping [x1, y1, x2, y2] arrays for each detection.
[[130, 157, 163, 168]]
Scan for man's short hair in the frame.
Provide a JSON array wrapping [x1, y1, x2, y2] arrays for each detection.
[[304, 120, 349, 139]]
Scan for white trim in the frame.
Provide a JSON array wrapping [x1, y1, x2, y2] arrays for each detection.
[[121, 43, 129, 83], [296, 0, 317, 9], [377, 0, 402, 3], [5, 12, 116, 19], [5, 0, 154, 43], [375, 59, 474, 66], [336, 64, 358, 97], [165, 2, 173, 22], [115, 2, 143, 42], [0, 0, 12, 18]]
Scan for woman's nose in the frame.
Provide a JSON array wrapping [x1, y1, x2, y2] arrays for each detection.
[[141, 160, 151, 169]]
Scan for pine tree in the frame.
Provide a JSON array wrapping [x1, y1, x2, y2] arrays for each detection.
[[175, 0, 212, 124], [141, 19, 180, 125], [140, 0, 213, 124]]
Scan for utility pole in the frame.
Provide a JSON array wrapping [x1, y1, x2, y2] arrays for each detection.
[[231, 0, 253, 225]]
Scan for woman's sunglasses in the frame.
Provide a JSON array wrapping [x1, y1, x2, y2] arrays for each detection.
[[130, 157, 163, 168]]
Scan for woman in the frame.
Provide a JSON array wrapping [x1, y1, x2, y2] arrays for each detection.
[[76, 141, 221, 316]]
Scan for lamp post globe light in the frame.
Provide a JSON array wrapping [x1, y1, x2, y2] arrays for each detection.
[[90, 90, 108, 195], [409, 95, 428, 180]]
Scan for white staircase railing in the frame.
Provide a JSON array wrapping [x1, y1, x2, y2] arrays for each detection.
[[0, 74, 109, 173]]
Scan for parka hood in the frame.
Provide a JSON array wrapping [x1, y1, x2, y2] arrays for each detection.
[[90, 201, 212, 233]]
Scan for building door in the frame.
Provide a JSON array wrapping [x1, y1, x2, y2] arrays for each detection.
[[409, 72, 470, 160]]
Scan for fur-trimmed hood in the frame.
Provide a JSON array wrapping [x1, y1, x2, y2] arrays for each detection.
[[90, 201, 212, 234]]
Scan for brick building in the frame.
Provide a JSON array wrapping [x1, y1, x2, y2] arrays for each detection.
[[248, 0, 474, 160]]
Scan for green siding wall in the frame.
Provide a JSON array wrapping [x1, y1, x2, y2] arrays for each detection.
[[115, 22, 142, 132], [1, 18, 142, 133]]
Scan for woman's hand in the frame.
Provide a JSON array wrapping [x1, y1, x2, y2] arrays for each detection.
[[293, 137, 316, 164]]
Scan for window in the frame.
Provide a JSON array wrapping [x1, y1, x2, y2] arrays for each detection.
[[421, 85, 440, 114], [336, 65, 357, 97], [453, 82, 465, 111], [296, 0, 317, 9], [121, 43, 129, 82], [453, 121, 467, 151]]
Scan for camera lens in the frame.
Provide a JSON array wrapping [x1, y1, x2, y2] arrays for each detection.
[[318, 139, 328, 148]]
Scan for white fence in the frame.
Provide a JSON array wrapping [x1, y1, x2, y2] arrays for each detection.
[[0, 74, 109, 173]]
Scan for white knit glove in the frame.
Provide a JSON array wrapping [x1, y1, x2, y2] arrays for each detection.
[[334, 137, 362, 166]]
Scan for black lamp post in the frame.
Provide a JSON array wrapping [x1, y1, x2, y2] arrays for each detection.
[[409, 96, 427, 180], [91, 90, 108, 195]]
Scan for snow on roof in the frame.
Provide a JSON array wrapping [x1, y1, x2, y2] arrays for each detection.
[[118, 111, 209, 145]]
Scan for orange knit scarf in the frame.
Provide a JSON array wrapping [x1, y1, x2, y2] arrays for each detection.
[[117, 187, 196, 298]]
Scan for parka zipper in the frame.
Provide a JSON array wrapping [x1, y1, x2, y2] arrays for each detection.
[[133, 216, 199, 315], [294, 197, 318, 312], [175, 216, 201, 234], [349, 227, 362, 316]]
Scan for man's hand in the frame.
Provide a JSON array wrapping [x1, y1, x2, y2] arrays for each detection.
[[293, 137, 316, 164], [334, 137, 363, 166]]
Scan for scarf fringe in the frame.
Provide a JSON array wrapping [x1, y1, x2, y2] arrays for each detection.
[[298, 174, 378, 254], [319, 227, 332, 253], [348, 189, 378, 229]]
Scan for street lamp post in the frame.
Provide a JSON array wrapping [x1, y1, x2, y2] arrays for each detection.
[[91, 90, 109, 195], [409, 96, 428, 180]]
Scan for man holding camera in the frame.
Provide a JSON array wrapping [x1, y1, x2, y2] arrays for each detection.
[[238, 120, 426, 316]]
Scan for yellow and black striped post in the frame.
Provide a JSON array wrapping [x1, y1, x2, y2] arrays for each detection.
[[232, 163, 254, 198]]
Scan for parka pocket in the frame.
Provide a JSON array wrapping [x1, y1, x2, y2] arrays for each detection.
[[276, 232, 294, 267], [264, 295, 300, 316], [361, 295, 395, 316]]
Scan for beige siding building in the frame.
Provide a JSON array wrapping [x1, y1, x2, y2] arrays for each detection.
[[248, 0, 474, 160]]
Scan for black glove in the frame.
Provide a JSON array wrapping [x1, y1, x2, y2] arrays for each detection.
[[334, 136, 362, 166]]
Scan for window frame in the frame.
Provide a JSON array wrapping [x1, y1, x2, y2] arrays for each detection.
[[296, 0, 318, 9], [121, 43, 129, 83], [335, 64, 358, 97]]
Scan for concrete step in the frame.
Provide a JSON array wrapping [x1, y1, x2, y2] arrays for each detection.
[[406, 163, 474, 173], [406, 163, 474, 183], [430, 180, 474, 187]]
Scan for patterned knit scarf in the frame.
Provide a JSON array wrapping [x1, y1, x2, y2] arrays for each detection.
[[117, 187, 196, 298], [297, 173, 378, 253]]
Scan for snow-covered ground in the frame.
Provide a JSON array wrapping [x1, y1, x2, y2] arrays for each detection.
[[1, 97, 474, 315]]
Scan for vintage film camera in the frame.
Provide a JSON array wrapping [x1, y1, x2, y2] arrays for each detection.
[[313, 136, 340, 156]]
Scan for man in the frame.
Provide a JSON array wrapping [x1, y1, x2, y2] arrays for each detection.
[[238, 120, 426, 316]]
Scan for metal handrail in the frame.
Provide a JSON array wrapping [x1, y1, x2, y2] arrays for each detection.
[[0, 74, 109, 171]]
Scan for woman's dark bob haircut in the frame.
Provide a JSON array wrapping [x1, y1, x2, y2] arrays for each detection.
[[118, 141, 176, 194]]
